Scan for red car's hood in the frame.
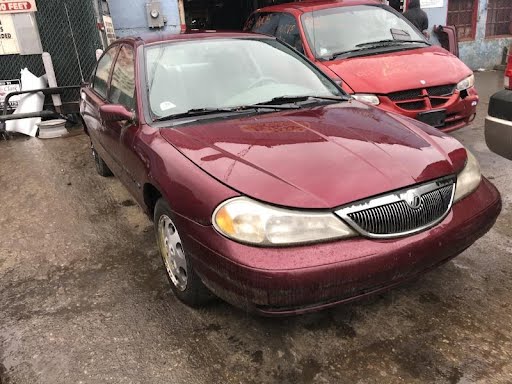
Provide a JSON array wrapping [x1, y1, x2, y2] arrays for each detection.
[[160, 102, 467, 209], [321, 46, 473, 94]]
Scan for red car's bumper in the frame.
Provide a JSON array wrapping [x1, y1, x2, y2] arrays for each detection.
[[378, 87, 479, 133], [181, 178, 500, 316]]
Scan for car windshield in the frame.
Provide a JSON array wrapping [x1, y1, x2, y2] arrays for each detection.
[[145, 38, 342, 119], [301, 5, 426, 60]]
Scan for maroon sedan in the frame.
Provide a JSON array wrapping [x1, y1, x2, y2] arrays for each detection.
[[80, 32, 501, 316]]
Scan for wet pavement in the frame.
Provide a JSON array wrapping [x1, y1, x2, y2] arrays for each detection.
[[1, 71, 511, 384]]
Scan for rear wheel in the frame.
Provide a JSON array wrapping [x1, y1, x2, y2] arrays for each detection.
[[154, 198, 212, 306], [91, 142, 113, 177]]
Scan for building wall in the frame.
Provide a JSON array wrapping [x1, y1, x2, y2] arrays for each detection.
[[107, 0, 181, 37], [423, 0, 511, 70], [458, 0, 512, 70]]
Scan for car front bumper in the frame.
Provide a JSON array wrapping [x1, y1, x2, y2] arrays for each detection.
[[377, 87, 479, 133], [180, 177, 501, 316]]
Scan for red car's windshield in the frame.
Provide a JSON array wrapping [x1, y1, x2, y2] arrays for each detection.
[[145, 38, 342, 119], [301, 5, 427, 60]]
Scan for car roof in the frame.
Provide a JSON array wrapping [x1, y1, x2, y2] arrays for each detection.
[[114, 31, 271, 46], [258, 0, 382, 14]]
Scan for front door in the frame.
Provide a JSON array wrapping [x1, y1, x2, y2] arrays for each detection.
[[82, 44, 120, 168], [103, 44, 141, 195]]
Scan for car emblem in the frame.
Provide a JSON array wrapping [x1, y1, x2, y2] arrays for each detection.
[[404, 191, 423, 210], [420, 80, 427, 85]]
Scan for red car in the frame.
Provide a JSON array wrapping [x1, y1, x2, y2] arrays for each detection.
[[80, 32, 500, 316], [245, 0, 479, 132]]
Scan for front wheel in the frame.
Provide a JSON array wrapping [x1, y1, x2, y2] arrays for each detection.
[[154, 198, 212, 306], [91, 142, 113, 177]]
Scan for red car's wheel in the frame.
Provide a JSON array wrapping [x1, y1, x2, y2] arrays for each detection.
[[91, 142, 113, 177], [154, 198, 212, 307]]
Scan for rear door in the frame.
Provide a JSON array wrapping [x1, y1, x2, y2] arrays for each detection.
[[82, 45, 120, 167]]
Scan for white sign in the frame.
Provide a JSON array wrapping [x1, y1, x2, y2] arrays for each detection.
[[0, 79, 21, 109], [103, 15, 116, 46], [0, 0, 37, 14], [0, 14, 19, 54], [420, 0, 444, 9]]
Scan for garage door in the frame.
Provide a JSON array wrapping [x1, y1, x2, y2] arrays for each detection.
[[181, 0, 295, 30]]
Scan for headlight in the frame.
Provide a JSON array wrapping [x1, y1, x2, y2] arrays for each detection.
[[213, 197, 356, 246], [352, 94, 380, 106], [456, 74, 475, 91], [454, 150, 482, 203]]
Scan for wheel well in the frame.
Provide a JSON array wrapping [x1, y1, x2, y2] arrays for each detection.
[[79, 115, 89, 135], [143, 183, 162, 220]]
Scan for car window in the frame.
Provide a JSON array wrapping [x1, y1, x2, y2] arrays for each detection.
[[301, 5, 426, 59], [276, 13, 304, 54], [93, 46, 119, 99], [250, 13, 281, 36], [145, 38, 342, 119], [109, 45, 136, 110]]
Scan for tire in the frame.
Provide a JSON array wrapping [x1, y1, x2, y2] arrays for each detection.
[[91, 142, 113, 177], [154, 198, 212, 306]]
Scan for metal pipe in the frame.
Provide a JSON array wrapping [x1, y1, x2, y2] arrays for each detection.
[[42, 52, 63, 113], [2, 86, 80, 117], [0, 86, 81, 138], [0, 110, 57, 122]]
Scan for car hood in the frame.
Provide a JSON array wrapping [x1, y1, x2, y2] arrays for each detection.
[[321, 46, 473, 94], [159, 102, 467, 209]]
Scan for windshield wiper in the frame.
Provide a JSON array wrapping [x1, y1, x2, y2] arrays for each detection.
[[356, 39, 428, 48], [154, 108, 238, 122], [355, 39, 399, 48], [328, 39, 428, 60], [255, 95, 347, 106], [154, 105, 299, 122]]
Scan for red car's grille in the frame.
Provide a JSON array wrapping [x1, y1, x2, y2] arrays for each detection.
[[387, 84, 456, 112], [399, 101, 427, 110], [347, 185, 453, 236], [336, 177, 456, 238], [388, 89, 423, 101], [427, 84, 456, 97]]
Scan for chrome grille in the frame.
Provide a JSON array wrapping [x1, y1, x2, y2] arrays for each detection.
[[336, 177, 455, 238]]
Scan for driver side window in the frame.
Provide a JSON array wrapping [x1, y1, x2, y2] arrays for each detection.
[[93, 46, 119, 99], [250, 13, 281, 35], [109, 45, 136, 111], [276, 13, 304, 54]]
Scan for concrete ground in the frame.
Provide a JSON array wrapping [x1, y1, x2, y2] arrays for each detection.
[[1, 71, 511, 384]]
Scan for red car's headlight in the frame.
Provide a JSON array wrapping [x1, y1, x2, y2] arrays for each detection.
[[213, 197, 356, 246], [456, 74, 475, 92], [454, 150, 482, 203]]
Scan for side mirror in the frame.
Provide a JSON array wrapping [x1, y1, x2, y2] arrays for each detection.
[[100, 104, 135, 122]]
